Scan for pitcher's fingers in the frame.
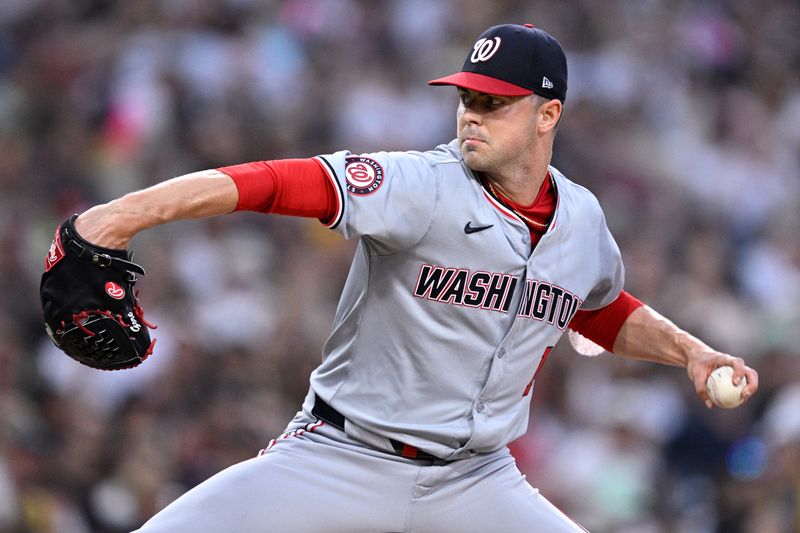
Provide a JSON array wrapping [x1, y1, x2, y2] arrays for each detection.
[[692, 372, 713, 407], [742, 367, 759, 400], [729, 357, 748, 385]]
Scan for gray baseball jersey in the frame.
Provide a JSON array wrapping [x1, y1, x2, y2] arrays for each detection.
[[135, 140, 617, 532], [299, 139, 624, 460]]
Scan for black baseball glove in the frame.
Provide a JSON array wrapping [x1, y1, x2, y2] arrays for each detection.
[[40, 215, 156, 370]]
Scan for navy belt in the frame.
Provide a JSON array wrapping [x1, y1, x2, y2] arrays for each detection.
[[312, 395, 439, 461]]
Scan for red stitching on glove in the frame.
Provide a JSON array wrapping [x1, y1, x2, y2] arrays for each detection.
[[71, 311, 96, 336], [133, 290, 157, 330]]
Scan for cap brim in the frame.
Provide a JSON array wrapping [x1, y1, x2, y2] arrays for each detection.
[[428, 72, 533, 97]]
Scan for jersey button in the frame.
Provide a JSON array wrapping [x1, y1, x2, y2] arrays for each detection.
[[522, 235, 530, 244], [498, 348, 506, 358], [475, 401, 486, 413]]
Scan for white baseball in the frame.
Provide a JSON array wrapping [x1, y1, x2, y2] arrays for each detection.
[[706, 366, 747, 408]]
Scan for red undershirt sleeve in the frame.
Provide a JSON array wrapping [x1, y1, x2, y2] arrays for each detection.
[[568, 290, 644, 352], [216, 158, 339, 224]]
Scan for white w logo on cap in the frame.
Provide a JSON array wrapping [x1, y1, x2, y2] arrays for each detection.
[[470, 37, 502, 63]]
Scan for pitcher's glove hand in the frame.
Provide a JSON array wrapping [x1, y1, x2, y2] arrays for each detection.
[[40, 215, 156, 370]]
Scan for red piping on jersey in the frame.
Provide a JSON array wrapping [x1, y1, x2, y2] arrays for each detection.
[[481, 187, 519, 222], [480, 171, 556, 232], [549, 173, 560, 230]]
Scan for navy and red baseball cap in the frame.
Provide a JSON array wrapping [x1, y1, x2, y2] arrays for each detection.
[[429, 24, 567, 102]]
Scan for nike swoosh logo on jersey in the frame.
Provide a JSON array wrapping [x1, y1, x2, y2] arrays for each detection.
[[464, 221, 494, 234]]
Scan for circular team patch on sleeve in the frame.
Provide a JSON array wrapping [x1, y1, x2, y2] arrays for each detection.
[[345, 156, 384, 195]]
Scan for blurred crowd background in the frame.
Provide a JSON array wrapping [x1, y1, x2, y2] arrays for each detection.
[[0, 0, 798, 531]]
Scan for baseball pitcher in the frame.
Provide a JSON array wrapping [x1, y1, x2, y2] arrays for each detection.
[[42, 24, 758, 532]]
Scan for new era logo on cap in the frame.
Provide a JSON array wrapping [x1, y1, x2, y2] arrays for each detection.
[[429, 24, 568, 102]]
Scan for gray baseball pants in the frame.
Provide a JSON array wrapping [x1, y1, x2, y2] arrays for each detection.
[[133, 420, 585, 532]]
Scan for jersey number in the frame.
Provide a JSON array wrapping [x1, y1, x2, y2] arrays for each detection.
[[522, 346, 553, 397]]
